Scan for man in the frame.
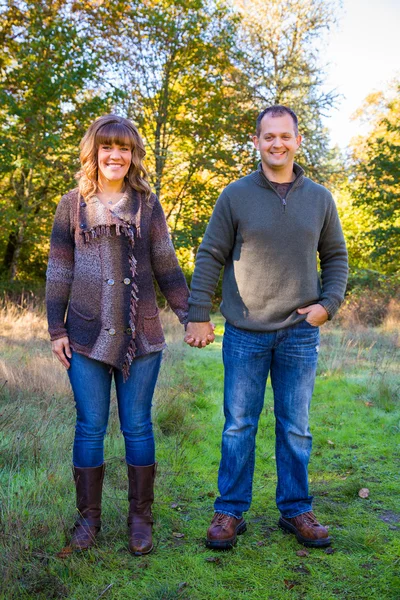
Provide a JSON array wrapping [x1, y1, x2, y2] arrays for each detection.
[[184, 105, 348, 549]]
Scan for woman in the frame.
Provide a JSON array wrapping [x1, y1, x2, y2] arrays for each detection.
[[46, 114, 189, 554]]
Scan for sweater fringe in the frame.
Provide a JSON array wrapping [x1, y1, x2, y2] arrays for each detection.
[[81, 223, 136, 242], [122, 234, 139, 381], [81, 222, 139, 381]]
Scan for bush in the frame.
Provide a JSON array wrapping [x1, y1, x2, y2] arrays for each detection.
[[337, 269, 400, 327]]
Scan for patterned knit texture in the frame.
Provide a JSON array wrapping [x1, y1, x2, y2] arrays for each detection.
[[46, 187, 189, 378]]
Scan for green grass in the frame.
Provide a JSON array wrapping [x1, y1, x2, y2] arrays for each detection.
[[1, 312, 400, 599]]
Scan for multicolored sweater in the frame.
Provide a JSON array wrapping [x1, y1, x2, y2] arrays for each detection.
[[46, 187, 189, 378]]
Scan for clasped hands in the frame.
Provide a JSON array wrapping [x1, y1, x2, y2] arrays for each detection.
[[183, 304, 328, 349], [184, 321, 216, 348]]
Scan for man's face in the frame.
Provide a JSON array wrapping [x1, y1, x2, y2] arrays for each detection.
[[253, 114, 302, 173]]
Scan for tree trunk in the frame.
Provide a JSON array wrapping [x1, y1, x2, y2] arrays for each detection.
[[8, 224, 25, 281]]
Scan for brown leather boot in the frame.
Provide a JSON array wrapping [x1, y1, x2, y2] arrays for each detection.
[[127, 463, 156, 555], [71, 464, 105, 550], [206, 512, 247, 550], [279, 511, 331, 547]]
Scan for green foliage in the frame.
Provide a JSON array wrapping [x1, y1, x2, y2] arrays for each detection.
[[347, 83, 400, 274], [0, 0, 343, 280], [0, 0, 115, 281], [235, 0, 340, 183]]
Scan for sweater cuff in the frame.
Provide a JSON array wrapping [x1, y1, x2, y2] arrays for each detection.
[[49, 328, 68, 342], [187, 305, 211, 323], [318, 299, 339, 321]]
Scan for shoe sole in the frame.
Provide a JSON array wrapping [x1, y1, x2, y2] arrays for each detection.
[[279, 517, 332, 548], [205, 521, 247, 550], [130, 544, 154, 556]]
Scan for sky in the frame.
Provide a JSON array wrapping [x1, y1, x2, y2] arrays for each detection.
[[320, 0, 400, 149]]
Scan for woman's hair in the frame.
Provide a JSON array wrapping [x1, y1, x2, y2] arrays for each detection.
[[77, 114, 152, 200]]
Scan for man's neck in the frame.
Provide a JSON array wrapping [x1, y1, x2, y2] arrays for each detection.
[[261, 162, 295, 183]]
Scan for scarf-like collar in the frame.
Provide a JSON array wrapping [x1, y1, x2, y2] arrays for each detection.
[[78, 185, 143, 242]]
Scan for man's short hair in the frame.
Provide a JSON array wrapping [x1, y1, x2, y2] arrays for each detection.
[[256, 105, 299, 137]]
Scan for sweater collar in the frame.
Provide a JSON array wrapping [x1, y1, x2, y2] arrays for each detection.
[[109, 185, 143, 227], [251, 162, 304, 190], [78, 185, 143, 239]]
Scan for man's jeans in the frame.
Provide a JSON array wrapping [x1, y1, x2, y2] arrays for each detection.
[[68, 351, 162, 468], [214, 320, 319, 519]]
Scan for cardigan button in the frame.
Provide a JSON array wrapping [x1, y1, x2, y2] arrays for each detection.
[[123, 278, 131, 285], [107, 279, 115, 286], [125, 327, 132, 335], [80, 201, 87, 207], [80, 223, 86, 229], [108, 328, 116, 336]]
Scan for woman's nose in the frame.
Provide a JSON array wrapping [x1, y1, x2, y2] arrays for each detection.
[[110, 146, 121, 158]]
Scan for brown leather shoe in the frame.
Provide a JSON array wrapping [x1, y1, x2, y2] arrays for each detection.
[[206, 512, 247, 550], [127, 463, 156, 556], [279, 511, 331, 547], [71, 464, 105, 551]]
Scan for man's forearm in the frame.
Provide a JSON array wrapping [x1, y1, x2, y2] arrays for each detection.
[[188, 190, 235, 322]]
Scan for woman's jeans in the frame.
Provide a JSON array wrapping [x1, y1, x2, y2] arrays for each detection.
[[68, 351, 162, 468], [214, 320, 320, 519]]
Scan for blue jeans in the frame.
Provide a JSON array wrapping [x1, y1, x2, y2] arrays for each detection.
[[214, 320, 319, 519], [68, 351, 162, 468]]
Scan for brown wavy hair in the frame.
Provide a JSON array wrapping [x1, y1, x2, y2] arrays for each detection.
[[77, 114, 152, 200]]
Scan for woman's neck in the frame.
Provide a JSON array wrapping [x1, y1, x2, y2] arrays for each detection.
[[97, 177, 125, 195]]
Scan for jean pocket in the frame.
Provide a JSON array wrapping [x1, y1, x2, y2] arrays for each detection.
[[302, 319, 318, 329]]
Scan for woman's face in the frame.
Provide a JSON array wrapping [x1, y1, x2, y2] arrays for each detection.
[[97, 143, 132, 187]]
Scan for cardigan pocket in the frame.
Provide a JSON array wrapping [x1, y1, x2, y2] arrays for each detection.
[[143, 309, 164, 346], [69, 303, 95, 322], [66, 303, 99, 347]]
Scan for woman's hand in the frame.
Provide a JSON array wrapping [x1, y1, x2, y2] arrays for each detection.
[[184, 322, 215, 348], [51, 336, 72, 368]]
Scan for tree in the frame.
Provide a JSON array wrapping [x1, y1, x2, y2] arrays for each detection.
[[0, 0, 347, 282], [233, 0, 339, 182], [0, 0, 112, 281], [90, 0, 340, 257], [90, 0, 253, 255], [348, 83, 400, 274]]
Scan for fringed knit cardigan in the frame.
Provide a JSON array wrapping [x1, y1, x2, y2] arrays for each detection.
[[46, 186, 189, 379]]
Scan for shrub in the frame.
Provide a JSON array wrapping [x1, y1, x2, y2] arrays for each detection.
[[337, 269, 400, 327]]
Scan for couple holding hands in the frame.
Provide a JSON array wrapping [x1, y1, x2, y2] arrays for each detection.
[[46, 107, 348, 555]]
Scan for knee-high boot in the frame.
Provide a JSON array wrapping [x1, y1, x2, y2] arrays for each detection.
[[127, 463, 156, 555], [71, 464, 105, 550]]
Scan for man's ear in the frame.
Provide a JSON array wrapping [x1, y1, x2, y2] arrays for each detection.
[[296, 134, 303, 148], [252, 134, 259, 150]]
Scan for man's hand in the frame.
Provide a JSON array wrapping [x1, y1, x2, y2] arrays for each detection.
[[51, 336, 72, 368], [184, 321, 215, 348], [297, 304, 329, 327]]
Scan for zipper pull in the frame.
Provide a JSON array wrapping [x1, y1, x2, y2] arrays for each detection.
[[282, 198, 286, 212]]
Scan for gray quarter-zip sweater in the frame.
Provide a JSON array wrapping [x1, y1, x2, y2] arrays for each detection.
[[188, 163, 348, 330]]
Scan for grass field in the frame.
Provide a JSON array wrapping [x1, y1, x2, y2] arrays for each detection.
[[0, 303, 399, 600]]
